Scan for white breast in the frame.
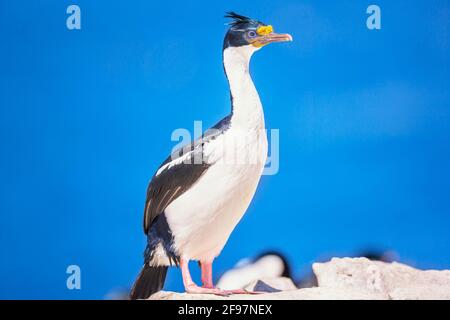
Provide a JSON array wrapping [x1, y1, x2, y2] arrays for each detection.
[[165, 127, 267, 261]]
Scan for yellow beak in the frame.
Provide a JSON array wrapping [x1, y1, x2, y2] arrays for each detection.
[[252, 32, 293, 48]]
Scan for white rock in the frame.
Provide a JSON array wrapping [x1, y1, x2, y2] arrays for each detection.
[[313, 257, 450, 300]]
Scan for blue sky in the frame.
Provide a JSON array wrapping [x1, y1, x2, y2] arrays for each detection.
[[0, 0, 449, 299]]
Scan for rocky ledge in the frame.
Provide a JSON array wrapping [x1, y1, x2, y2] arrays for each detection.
[[150, 257, 450, 300]]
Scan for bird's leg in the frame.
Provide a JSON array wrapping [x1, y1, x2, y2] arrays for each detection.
[[180, 257, 228, 296], [200, 260, 214, 289], [200, 260, 259, 295]]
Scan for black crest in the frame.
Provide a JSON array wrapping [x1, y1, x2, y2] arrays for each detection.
[[224, 11, 260, 28]]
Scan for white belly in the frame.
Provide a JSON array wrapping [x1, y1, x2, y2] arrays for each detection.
[[164, 127, 268, 261]]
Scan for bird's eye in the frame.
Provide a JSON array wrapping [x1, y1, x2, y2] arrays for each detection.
[[247, 30, 257, 38]]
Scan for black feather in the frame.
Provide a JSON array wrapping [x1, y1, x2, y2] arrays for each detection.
[[224, 11, 257, 27], [130, 265, 168, 300]]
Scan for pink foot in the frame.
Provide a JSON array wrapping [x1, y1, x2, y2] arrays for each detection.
[[182, 259, 264, 297], [221, 288, 263, 295], [186, 284, 231, 296]]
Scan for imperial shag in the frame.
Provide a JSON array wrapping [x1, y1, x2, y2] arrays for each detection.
[[130, 12, 292, 299]]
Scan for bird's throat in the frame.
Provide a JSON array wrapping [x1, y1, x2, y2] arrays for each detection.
[[223, 46, 265, 129]]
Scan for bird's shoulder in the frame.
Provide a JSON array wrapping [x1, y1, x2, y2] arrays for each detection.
[[155, 114, 232, 175]]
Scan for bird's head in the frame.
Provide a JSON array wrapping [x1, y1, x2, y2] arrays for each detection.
[[223, 12, 293, 51]]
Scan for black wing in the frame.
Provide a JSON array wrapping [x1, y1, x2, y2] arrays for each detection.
[[143, 116, 231, 234]]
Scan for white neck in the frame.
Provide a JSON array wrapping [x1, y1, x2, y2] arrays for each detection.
[[223, 46, 265, 129]]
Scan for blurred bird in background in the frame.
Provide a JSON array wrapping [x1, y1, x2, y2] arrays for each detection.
[[217, 251, 293, 290]]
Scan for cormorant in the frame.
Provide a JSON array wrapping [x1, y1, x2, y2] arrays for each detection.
[[130, 12, 292, 299]]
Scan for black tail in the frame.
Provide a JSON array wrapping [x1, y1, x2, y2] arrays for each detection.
[[130, 264, 168, 300]]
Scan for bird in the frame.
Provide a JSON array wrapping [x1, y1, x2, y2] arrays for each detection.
[[216, 251, 294, 291], [130, 12, 292, 299]]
